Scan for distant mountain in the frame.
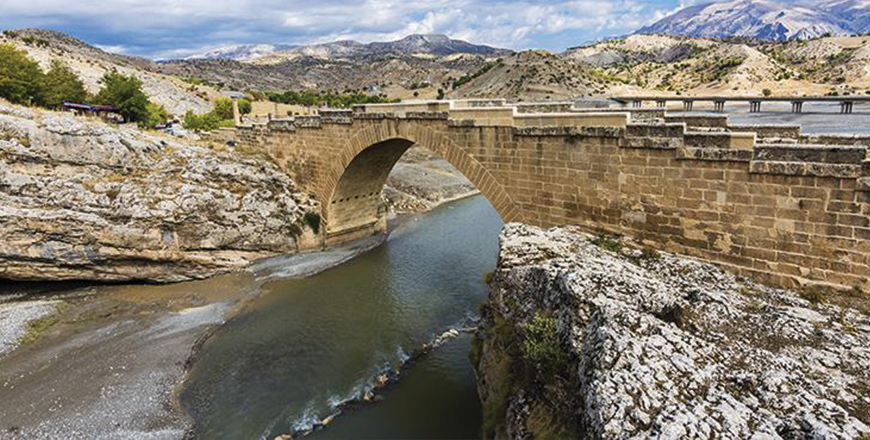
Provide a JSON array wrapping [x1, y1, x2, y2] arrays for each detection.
[[638, 0, 867, 41], [184, 44, 297, 61], [183, 34, 512, 63]]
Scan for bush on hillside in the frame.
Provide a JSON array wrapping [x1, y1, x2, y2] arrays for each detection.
[[212, 97, 251, 120], [266, 90, 398, 108], [142, 102, 170, 129], [182, 109, 234, 132], [42, 60, 89, 108], [94, 70, 150, 124], [0, 44, 45, 105]]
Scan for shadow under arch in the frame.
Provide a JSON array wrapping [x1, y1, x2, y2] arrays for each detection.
[[321, 125, 518, 243]]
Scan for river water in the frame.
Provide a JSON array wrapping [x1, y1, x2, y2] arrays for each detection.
[[180, 195, 502, 440]]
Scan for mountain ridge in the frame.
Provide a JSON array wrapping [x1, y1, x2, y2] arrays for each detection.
[[639, 0, 870, 41], [184, 33, 513, 64]]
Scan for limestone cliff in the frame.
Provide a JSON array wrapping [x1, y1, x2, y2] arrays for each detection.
[[474, 223, 870, 439], [0, 103, 319, 283]]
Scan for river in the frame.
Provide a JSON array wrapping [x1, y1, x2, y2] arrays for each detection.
[[179, 195, 503, 440]]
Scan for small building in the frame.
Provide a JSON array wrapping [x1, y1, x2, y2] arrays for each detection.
[[62, 102, 120, 121]]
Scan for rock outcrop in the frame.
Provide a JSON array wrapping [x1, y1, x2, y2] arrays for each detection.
[[0, 103, 318, 283], [475, 223, 870, 439], [383, 146, 479, 214]]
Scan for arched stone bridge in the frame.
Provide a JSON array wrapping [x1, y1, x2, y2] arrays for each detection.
[[214, 99, 870, 291]]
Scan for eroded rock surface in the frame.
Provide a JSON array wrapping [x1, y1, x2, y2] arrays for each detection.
[[0, 104, 317, 282], [383, 146, 479, 214], [476, 223, 870, 439]]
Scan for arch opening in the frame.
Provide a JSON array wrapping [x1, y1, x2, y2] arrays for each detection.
[[321, 128, 517, 245], [325, 138, 416, 239]]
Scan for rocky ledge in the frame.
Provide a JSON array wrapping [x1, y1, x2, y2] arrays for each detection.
[[0, 104, 318, 283], [475, 223, 870, 439]]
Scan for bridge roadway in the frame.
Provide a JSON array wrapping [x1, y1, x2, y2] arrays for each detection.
[[209, 99, 870, 292], [612, 96, 870, 114]]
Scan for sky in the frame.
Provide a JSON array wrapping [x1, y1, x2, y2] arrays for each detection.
[[0, 0, 693, 59]]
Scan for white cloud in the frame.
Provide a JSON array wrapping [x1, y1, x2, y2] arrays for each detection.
[[0, 0, 681, 57]]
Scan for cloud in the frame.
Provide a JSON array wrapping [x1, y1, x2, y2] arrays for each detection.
[[0, 0, 680, 58]]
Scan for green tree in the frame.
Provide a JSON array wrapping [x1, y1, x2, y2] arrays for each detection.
[[42, 60, 88, 108], [762, 88, 772, 97], [142, 102, 170, 128], [212, 97, 251, 120], [0, 44, 45, 105], [94, 70, 149, 124]]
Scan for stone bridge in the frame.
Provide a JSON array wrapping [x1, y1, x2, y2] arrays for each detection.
[[211, 99, 870, 291]]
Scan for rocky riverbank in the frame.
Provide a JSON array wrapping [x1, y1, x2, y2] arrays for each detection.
[[475, 223, 870, 439], [0, 103, 321, 283]]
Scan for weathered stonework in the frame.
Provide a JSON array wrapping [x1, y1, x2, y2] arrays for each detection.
[[220, 100, 870, 291]]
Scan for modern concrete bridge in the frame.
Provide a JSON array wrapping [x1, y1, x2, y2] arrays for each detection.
[[612, 96, 869, 114], [208, 99, 870, 291]]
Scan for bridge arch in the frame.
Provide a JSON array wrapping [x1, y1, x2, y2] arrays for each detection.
[[320, 123, 518, 242]]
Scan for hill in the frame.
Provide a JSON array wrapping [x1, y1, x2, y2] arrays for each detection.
[[184, 34, 513, 64], [0, 29, 215, 116]]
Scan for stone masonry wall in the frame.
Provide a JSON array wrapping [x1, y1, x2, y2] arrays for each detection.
[[231, 108, 870, 291]]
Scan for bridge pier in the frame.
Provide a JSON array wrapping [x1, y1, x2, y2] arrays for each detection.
[[656, 100, 666, 108], [749, 101, 762, 113], [632, 100, 643, 108], [841, 101, 854, 114], [791, 101, 804, 113], [713, 101, 726, 113], [683, 101, 694, 111]]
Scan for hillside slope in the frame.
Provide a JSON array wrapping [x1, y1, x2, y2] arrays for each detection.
[[1, 29, 215, 116]]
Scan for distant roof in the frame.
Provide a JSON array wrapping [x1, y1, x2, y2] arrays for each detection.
[[63, 102, 117, 112], [223, 91, 246, 99]]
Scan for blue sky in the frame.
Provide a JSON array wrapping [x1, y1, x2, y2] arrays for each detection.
[[0, 0, 691, 59]]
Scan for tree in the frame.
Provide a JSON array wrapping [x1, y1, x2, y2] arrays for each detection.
[[238, 98, 251, 115], [212, 97, 251, 120], [42, 60, 88, 108], [0, 44, 45, 105], [94, 70, 149, 124], [762, 88, 772, 97], [142, 102, 169, 128]]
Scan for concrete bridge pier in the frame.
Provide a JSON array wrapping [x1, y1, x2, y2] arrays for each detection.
[[749, 101, 762, 113], [632, 100, 643, 108], [656, 100, 666, 108], [713, 101, 726, 113], [841, 101, 854, 114], [791, 101, 804, 113], [683, 101, 694, 111]]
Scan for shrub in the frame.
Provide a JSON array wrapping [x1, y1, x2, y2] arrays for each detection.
[[42, 60, 88, 108], [0, 44, 45, 105], [483, 270, 495, 284], [266, 90, 398, 108], [591, 234, 622, 253], [94, 70, 150, 123], [141, 102, 170, 129], [212, 97, 252, 120], [182, 110, 227, 132], [762, 88, 772, 97], [520, 313, 566, 379]]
